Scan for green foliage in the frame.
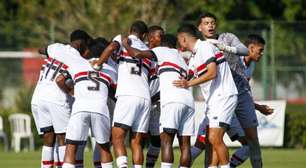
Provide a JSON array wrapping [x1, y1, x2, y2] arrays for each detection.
[[284, 104, 306, 148]]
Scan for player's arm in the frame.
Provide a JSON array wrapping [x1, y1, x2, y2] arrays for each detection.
[[122, 36, 154, 59], [255, 103, 274, 115], [93, 41, 120, 70], [56, 74, 74, 96], [173, 62, 217, 88]]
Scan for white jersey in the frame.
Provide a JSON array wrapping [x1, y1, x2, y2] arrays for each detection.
[[152, 47, 194, 108], [113, 34, 151, 100], [47, 43, 116, 117], [189, 40, 237, 102], [149, 62, 160, 102], [37, 52, 71, 105]]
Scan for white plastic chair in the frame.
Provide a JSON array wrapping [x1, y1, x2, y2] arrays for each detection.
[[8, 113, 34, 152], [0, 116, 9, 151]]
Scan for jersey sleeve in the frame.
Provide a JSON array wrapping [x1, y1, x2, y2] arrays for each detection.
[[200, 43, 217, 65], [227, 33, 248, 56], [112, 34, 123, 56]]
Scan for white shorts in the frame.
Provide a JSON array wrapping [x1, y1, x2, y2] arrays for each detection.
[[149, 102, 160, 136], [38, 100, 71, 134], [206, 95, 237, 129], [65, 112, 111, 145], [113, 96, 151, 133], [160, 103, 195, 136], [31, 104, 43, 135]]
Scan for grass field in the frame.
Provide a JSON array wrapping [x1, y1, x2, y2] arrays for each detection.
[[0, 148, 305, 168]]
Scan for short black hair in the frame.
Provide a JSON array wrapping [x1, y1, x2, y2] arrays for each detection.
[[70, 29, 92, 43], [245, 34, 266, 46], [177, 24, 198, 38], [148, 25, 164, 34], [160, 34, 177, 48], [197, 12, 217, 26], [130, 20, 148, 35], [88, 37, 110, 59]]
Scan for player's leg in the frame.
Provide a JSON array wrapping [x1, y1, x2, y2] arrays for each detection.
[[227, 115, 249, 168], [38, 101, 56, 168], [160, 130, 175, 168], [51, 103, 71, 167], [177, 105, 195, 168], [91, 112, 113, 167], [207, 95, 237, 168], [63, 112, 89, 168], [130, 97, 151, 168], [146, 104, 161, 168], [235, 92, 262, 168]]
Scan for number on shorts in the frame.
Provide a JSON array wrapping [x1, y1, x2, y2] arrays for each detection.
[[130, 60, 142, 76], [87, 71, 100, 91]]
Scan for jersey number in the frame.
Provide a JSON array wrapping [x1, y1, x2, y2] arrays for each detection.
[[41, 59, 63, 81], [130, 60, 142, 76], [87, 71, 100, 91]]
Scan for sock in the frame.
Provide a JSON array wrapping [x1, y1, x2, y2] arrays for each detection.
[[53, 144, 59, 167], [208, 166, 217, 168], [56, 145, 66, 167], [247, 138, 263, 168], [101, 162, 113, 168], [220, 163, 230, 168], [116, 156, 128, 168], [93, 143, 101, 168], [146, 144, 160, 168], [191, 146, 203, 162], [230, 145, 249, 167], [133, 165, 142, 168], [75, 145, 85, 168], [179, 167, 189, 168], [41, 146, 54, 168], [161, 162, 173, 168], [62, 163, 75, 168]]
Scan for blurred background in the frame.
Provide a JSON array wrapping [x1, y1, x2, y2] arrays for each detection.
[[0, 0, 305, 166]]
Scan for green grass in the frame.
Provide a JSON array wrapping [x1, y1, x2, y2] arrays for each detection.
[[0, 148, 305, 168]]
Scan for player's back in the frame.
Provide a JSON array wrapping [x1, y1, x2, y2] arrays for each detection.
[[191, 40, 237, 102], [47, 43, 111, 116], [38, 48, 71, 105], [113, 34, 151, 100], [153, 47, 194, 108]]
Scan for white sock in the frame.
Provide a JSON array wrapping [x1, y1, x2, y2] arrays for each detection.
[[62, 163, 75, 168], [57, 146, 66, 167], [101, 162, 113, 168], [133, 165, 142, 168], [146, 144, 160, 168], [220, 163, 230, 168], [191, 146, 203, 162], [75, 145, 85, 168], [208, 166, 218, 168], [230, 145, 249, 167], [53, 144, 59, 167], [116, 156, 128, 168], [161, 162, 173, 168], [41, 146, 54, 168]]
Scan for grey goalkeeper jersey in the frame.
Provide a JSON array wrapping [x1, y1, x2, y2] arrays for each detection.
[[217, 32, 250, 94]]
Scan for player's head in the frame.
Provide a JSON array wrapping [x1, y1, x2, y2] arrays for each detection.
[[245, 34, 266, 62], [148, 25, 164, 49], [70, 29, 93, 57], [197, 12, 217, 39], [160, 34, 177, 49], [88, 37, 110, 59], [177, 24, 198, 51], [130, 20, 148, 41]]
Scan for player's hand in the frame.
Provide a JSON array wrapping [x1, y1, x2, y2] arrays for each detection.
[[173, 79, 189, 88], [206, 39, 226, 51], [257, 104, 274, 115], [90, 59, 102, 71]]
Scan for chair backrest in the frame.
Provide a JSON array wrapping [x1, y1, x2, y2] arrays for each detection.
[[0, 116, 3, 131], [8, 113, 32, 135]]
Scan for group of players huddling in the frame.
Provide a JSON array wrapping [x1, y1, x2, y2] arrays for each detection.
[[31, 12, 273, 168]]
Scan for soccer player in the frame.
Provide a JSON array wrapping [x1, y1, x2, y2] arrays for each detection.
[[37, 44, 73, 168], [145, 25, 164, 168], [93, 21, 150, 168], [173, 24, 238, 168], [122, 33, 195, 168], [42, 30, 114, 168], [197, 12, 263, 168]]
